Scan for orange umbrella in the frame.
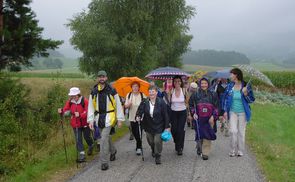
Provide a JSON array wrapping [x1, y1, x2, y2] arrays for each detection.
[[113, 77, 150, 98]]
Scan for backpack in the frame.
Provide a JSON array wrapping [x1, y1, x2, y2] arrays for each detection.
[[126, 92, 144, 118], [127, 92, 144, 101]]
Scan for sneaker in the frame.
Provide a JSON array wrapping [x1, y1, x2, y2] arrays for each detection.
[[87, 144, 94, 156], [77, 152, 86, 163], [110, 150, 117, 161], [202, 155, 209, 160], [229, 151, 236, 157], [237, 151, 243, 157], [136, 148, 142, 156], [101, 163, 109, 171]]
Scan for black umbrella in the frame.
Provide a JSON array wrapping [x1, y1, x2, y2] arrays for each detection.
[[145, 66, 191, 80]]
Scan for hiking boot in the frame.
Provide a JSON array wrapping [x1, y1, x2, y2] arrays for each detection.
[[77, 152, 86, 163], [110, 150, 117, 161], [177, 149, 183, 156], [197, 148, 202, 156], [136, 148, 142, 156], [155, 155, 161, 165], [87, 144, 94, 156], [97, 143, 100, 152], [129, 134, 134, 140], [101, 163, 109, 171], [202, 155, 209, 160]]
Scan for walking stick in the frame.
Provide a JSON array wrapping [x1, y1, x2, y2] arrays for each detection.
[[194, 103, 203, 157], [60, 114, 68, 163], [138, 122, 144, 161]]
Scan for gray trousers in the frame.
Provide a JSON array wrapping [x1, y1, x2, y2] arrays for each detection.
[[146, 132, 163, 156], [99, 126, 116, 164]]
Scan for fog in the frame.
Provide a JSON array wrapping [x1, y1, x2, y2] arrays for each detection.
[[31, 0, 295, 60]]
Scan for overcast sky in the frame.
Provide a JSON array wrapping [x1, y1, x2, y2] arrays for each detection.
[[31, 0, 295, 60]]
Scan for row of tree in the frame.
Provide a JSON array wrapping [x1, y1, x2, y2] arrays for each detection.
[[182, 49, 250, 66], [68, 0, 195, 80]]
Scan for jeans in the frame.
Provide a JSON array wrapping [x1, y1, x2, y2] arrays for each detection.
[[73, 126, 93, 152]]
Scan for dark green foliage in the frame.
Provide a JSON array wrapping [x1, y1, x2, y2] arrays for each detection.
[[68, 0, 195, 80], [0, 75, 67, 176], [182, 49, 250, 66], [0, 0, 63, 70]]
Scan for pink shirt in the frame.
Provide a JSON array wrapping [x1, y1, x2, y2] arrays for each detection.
[[171, 89, 186, 111]]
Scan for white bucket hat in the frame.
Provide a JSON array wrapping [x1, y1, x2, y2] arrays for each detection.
[[68, 87, 81, 96], [190, 82, 198, 89]]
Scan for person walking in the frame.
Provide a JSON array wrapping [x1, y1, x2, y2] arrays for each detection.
[[189, 77, 219, 160], [124, 82, 146, 155], [58, 87, 94, 162], [136, 85, 170, 165], [222, 68, 255, 157], [168, 76, 188, 155], [87, 70, 125, 171]]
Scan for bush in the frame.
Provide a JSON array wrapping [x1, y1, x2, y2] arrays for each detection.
[[0, 74, 68, 177]]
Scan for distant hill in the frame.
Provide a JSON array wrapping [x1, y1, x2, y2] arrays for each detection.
[[182, 50, 250, 66]]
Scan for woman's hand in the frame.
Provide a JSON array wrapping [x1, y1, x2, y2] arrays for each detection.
[[125, 101, 132, 109], [58, 108, 62, 114], [193, 113, 198, 120], [136, 116, 141, 122], [242, 87, 248, 96]]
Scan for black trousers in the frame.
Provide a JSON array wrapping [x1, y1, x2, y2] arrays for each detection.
[[130, 121, 142, 149], [171, 110, 187, 151]]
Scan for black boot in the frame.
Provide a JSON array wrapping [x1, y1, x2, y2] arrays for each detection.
[[110, 150, 117, 161], [87, 144, 94, 156], [155, 154, 161, 165], [101, 163, 109, 170], [202, 155, 209, 160]]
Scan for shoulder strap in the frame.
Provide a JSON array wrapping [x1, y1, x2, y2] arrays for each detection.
[[128, 92, 132, 100], [140, 92, 143, 101], [81, 96, 85, 108]]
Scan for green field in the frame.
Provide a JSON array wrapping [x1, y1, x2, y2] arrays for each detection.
[[250, 62, 295, 71], [247, 104, 295, 182]]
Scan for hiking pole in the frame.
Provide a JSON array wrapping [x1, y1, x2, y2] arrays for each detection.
[[138, 122, 144, 161], [194, 103, 203, 158], [60, 114, 68, 163]]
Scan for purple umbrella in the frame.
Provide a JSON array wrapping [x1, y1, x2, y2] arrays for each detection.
[[145, 66, 191, 80], [205, 69, 231, 79]]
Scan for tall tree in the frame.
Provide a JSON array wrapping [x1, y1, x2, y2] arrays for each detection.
[[69, 0, 195, 80], [0, 0, 63, 70]]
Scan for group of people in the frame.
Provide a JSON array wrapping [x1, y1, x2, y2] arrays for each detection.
[[58, 68, 255, 171]]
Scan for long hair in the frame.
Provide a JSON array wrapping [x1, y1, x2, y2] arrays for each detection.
[[230, 68, 244, 81]]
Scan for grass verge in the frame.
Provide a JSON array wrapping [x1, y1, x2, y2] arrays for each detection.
[[247, 104, 295, 182], [5, 124, 129, 182]]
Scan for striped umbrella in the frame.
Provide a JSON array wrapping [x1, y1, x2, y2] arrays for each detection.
[[145, 66, 191, 80]]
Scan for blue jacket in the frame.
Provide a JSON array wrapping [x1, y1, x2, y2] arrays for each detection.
[[222, 81, 255, 122]]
